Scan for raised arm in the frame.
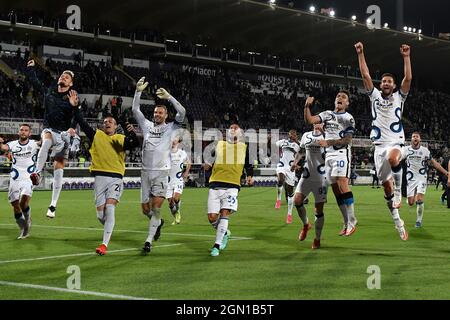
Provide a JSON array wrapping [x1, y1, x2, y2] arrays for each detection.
[[400, 44, 412, 94], [26, 59, 44, 90], [303, 96, 321, 125], [156, 88, 186, 123], [132, 77, 152, 129], [355, 42, 374, 92], [73, 110, 96, 142]]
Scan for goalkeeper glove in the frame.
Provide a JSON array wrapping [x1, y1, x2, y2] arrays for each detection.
[[136, 76, 149, 92], [156, 88, 171, 100]]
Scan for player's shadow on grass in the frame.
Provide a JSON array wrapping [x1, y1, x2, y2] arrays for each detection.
[[408, 228, 435, 240], [250, 225, 286, 240]]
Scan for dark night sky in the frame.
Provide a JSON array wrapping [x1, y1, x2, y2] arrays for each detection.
[[1, 0, 450, 36], [284, 0, 450, 36]]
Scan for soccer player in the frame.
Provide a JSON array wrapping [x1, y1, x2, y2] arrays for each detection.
[[132, 77, 186, 254], [72, 112, 138, 255], [304, 93, 358, 236], [275, 130, 300, 224], [355, 42, 412, 240], [404, 132, 448, 227], [370, 168, 380, 188], [0, 124, 39, 239], [26, 59, 79, 218], [166, 136, 191, 225], [204, 123, 254, 257], [291, 123, 327, 249]]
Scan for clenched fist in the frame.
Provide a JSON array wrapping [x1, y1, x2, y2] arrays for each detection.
[[305, 96, 315, 108], [400, 44, 411, 57], [354, 42, 364, 54]]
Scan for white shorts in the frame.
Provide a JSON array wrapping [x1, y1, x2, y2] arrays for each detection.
[[166, 180, 184, 198], [42, 128, 70, 160], [207, 188, 239, 214], [141, 170, 170, 203], [295, 178, 328, 203], [407, 178, 427, 197], [276, 166, 296, 186], [94, 176, 124, 207], [325, 150, 351, 183], [374, 145, 405, 184], [8, 179, 33, 203]]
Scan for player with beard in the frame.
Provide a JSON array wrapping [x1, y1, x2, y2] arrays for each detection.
[[355, 42, 412, 240], [0, 124, 39, 239], [275, 130, 300, 224], [304, 92, 358, 237], [403, 132, 448, 228], [132, 77, 186, 254]]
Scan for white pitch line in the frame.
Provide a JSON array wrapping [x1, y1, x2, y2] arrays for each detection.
[[0, 223, 254, 240], [0, 280, 153, 300], [0, 243, 182, 265]]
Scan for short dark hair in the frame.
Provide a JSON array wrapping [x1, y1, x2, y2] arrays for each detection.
[[19, 123, 31, 129], [338, 89, 351, 103], [103, 114, 117, 124], [154, 105, 168, 113], [381, 73, 396, 84], [412, 131, 421, 137]]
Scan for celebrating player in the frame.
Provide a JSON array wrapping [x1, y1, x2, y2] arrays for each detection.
[[304, 93, 358, 236], [0, 124, 39, 239], [275, 130, 300, 224], [355, 42, 412, 240], [204, 123, 254, 257], [166, 136, 191, 225], [132, 77, 186, 254], [404, 132, 448, 227], [291, 123, 327, 249], [73, 112, 138, 255], [26, 59, 79, 218]]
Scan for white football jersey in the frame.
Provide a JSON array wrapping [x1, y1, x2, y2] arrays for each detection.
[[318, 110, 355, 154], [404, 145, 430, 181], [140, 120, 183, 171], [7, 139, 39, 181], [299, 131, 326, 181], [276, 139, 300, 169], [132, 92, 186, 171], [168, 148, 188, 184], [369, 89, 407, 146]]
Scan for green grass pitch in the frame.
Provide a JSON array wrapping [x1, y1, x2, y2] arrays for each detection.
[[0, 186, 449, 300]]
